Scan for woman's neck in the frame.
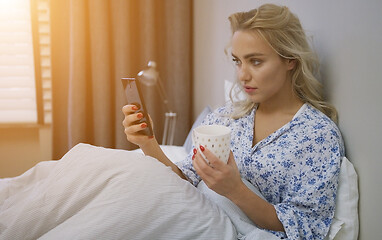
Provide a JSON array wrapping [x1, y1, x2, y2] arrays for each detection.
[[257, 85, 303, 116]]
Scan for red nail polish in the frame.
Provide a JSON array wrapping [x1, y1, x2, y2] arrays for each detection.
[[192, 155, 195, 160], [193, 148, 197, 154], [137, 113, 143, 119], [132, 105, 139, 110], [200, 145, 205, 152], [141, 123, 147, 128], [148, 135, 154, 139]]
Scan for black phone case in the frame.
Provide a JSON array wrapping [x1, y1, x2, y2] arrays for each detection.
[[121, 78, 154, 136]]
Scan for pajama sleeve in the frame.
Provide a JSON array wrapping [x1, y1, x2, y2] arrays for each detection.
[[274, 129, 343, 239], [175, 149, 201, 186]]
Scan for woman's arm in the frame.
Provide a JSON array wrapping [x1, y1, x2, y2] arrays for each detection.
[[140, 137, 186, 179], [122, 104, 186, 179], [193, 147, 284, 232], [228, 181, 284, 232]]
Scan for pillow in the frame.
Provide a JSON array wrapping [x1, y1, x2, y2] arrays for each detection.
[[183, 106, 212, 153], [325, 157, 359, 240]]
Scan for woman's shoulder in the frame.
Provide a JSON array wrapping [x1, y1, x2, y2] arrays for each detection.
[[301, 104, 339, 129], [215, 102, 236, 115], [201, 102, 236, 126], [297, 103, 345, 155]]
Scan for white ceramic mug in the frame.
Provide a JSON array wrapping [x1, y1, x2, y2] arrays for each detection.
[[192, 125, 231, 164]]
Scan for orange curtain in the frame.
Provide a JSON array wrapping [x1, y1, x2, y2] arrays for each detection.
[[51, 0, 192, 159]]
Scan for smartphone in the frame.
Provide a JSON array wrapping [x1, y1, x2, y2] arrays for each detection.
[[121, 77, 154, 136]]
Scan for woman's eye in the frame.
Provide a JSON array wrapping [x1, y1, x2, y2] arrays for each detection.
[[232, 58, 241, 66], [250, 59, 261, 66]]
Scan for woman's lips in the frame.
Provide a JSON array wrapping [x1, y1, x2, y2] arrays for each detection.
[[244, 86, 257, 93]]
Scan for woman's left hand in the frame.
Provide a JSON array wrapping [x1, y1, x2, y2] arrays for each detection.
[[192, 146, 244, 199]]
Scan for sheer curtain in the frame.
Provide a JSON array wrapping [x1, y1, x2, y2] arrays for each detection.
[[50, 0, 192, 159]]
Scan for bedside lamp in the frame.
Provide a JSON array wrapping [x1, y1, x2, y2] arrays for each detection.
[[137, 61, 177, 145]]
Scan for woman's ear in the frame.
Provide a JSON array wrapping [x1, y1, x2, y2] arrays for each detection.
[[287, 59, 297, 70]]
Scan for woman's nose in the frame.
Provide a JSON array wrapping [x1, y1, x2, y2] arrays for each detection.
[[238, 64, 251, 83]]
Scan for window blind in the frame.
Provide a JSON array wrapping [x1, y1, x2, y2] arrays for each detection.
[[0, 0, 52, 124], [0, 0, 37, 123]]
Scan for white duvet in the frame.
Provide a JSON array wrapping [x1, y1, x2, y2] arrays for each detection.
[[0, 144, 234, 239], [0, 143, 281, 240]]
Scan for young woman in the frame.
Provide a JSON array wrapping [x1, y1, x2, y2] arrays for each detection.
[[122, 4, 344, 239]]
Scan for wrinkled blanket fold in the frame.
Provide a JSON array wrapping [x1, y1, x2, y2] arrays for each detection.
[[0, 144, 237, 240], [0, 143, 277, 240]]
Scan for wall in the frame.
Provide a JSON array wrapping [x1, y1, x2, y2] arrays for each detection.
[[193, 0, 382, 239], [0, 127, 52, 178]]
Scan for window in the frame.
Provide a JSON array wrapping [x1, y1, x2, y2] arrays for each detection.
[[0, 0, 51, 125]]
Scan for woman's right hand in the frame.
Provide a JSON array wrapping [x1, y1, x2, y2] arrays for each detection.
[[122, 104, 154, 147]]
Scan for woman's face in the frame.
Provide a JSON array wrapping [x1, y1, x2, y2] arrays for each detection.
[[231, 30, 295, 105]]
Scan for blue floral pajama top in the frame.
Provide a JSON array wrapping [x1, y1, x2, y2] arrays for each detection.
[[176, 103, 345, 240]]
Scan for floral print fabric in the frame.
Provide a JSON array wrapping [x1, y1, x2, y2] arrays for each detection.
[[175, 103, 345, 239]]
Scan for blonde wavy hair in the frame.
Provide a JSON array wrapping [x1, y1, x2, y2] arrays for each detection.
[[227, 4, 338, 123]]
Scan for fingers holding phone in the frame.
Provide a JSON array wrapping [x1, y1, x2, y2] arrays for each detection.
[[122, 104, 154, 147]]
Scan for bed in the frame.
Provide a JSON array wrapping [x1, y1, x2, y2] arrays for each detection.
[[0, 83, 359, 239], [0, 142, 359, 239]]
